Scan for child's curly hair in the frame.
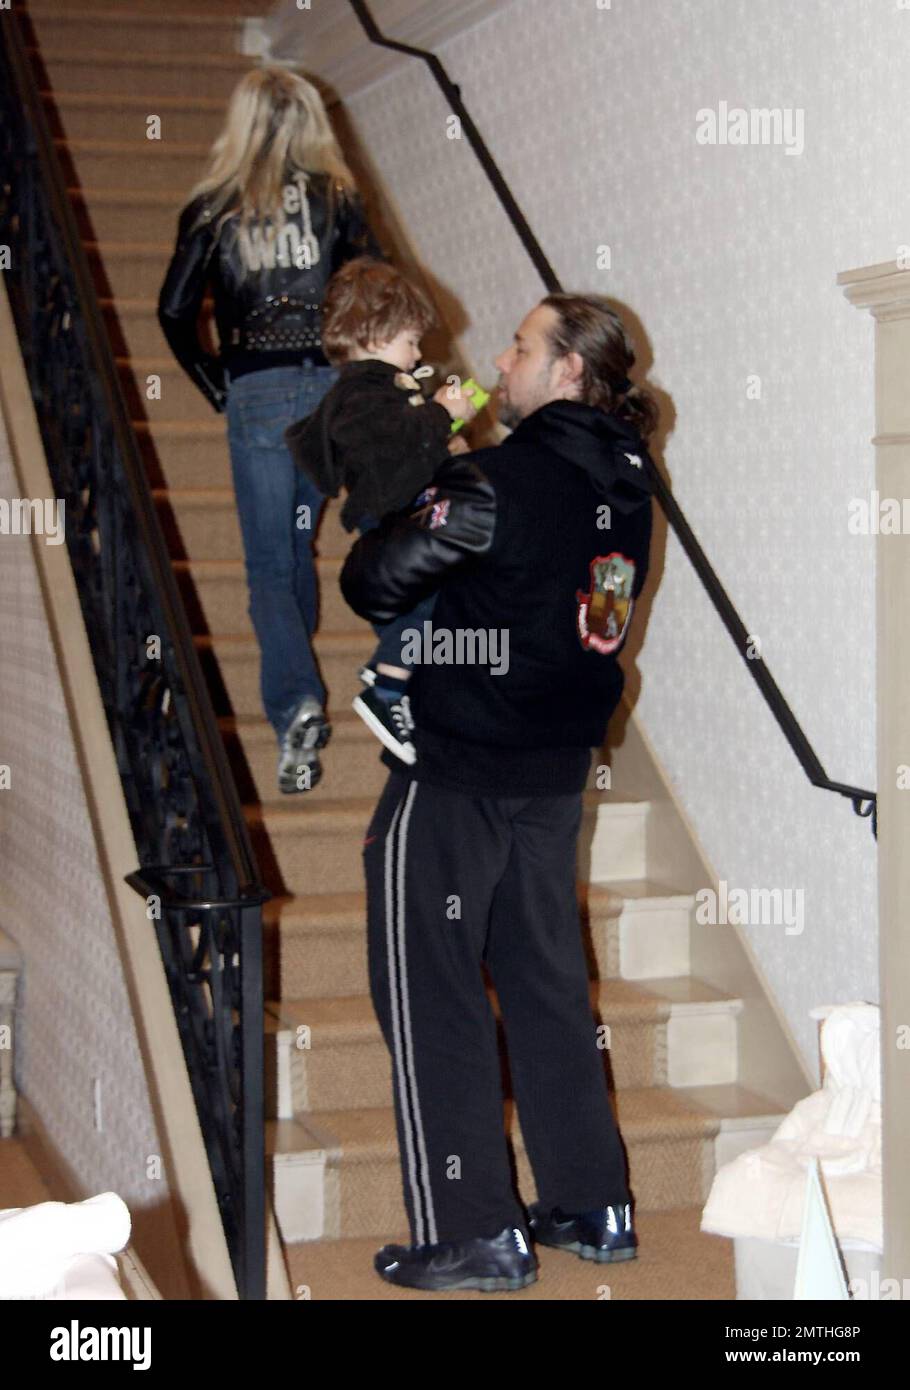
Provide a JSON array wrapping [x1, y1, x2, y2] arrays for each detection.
[[321, 256, 437, 364]]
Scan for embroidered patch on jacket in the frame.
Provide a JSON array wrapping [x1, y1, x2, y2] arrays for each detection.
[[428, 499, 450, 529], [576, 552, 636, 654]]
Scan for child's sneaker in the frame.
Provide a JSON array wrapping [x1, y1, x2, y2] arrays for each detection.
[[353, 686, 416, 764]]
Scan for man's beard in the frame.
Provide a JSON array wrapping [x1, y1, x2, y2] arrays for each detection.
[[496, 361, 556, 430], [497, 395, 522, 430]]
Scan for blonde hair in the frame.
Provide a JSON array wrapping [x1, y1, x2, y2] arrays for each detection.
[[186, 67, 357, 246]]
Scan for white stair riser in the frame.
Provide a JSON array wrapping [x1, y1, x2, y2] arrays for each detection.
[[587, 803, 648, 882], [618, 905, 691, 979], [667, 1011, 739, 1087], [272, 1153, 326, 1245]]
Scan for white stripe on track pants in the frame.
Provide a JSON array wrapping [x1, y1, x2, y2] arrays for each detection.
[[363, 769, 631, 1247]]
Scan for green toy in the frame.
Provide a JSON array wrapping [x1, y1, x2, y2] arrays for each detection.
[[450, 377, 491, 432]]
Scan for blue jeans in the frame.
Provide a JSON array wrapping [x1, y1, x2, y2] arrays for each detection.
[[356, 513, 437, 670], [225, 362, 338, 737]]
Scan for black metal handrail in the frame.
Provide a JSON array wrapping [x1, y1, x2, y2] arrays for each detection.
[[0, 11, 268, 1296], [347, 0, 876, 837]]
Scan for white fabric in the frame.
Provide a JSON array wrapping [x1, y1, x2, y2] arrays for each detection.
[[0, 1192, 131, 1299], [701, 1003, 882, 1248]]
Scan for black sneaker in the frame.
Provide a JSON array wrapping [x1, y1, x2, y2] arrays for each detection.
[[375, 1224, 537, 1292], [527, 1200, 637, 1263], [277, 696, 331, 794], [352, 686, 416, 765]]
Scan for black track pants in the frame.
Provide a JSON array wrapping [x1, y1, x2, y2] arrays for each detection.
[[363, 769, 631, 1246]]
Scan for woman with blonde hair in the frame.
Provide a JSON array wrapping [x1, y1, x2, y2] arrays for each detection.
[[158, 67, 382, 792]]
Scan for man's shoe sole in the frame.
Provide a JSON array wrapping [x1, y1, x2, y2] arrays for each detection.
[[533, 1235, 637, 1264], [376, 1266, 538, 1292], [352, 695, 416, 765]]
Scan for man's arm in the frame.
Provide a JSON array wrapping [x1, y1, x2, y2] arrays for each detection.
[[340, 455, 497, 625]]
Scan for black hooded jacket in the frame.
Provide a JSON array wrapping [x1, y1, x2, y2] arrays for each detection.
[[340, 398, 654, 795]]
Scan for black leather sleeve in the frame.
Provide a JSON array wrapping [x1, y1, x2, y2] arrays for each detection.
[[340, 457, 497, 625], [157, 200, 228, 414]]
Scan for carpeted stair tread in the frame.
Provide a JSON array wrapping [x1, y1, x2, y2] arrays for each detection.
[[264, 891, 369, 933], [27, 45, 254, 74], [262, 877, 694, 937], [221, 710, 374, 741], [266, 975, 740, 1041], [272, 1082, 781, 1161], [250, 788, 643, 818], [196, 630, 373, 656], [585, 879, 696, 910], [81, 233, 188, 254], [25, 0, 271, 13], [55, 92, 234, 116], [245, 796, 374, 829], [283, 1207, 735, 1300], [75, 192, 188, 215]]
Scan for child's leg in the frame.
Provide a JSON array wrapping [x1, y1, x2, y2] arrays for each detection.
[[370, 592, 437, 699]]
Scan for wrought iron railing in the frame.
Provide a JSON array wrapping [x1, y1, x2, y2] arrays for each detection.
[[347, 0, 877, 836], [0, 12, 269, 1296]]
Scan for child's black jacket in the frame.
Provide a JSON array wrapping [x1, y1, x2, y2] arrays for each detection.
[[285, 359, 451, 530]]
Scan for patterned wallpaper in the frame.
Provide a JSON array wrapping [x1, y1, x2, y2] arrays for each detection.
[[0, 405, 170, 1214], [343, 0, 897, 1075]]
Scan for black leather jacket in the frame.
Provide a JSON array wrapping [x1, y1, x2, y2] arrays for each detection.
[[157, 170, 381, 413], [341, 402, 654, 795]]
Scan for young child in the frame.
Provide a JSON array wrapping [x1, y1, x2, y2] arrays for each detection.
[[285, 256, 478, 764]]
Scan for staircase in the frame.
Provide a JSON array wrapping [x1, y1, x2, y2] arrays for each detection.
[[20, 0, 793, 1299]]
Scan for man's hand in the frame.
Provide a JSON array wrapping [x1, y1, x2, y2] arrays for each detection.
[[447, 434, 470, 455]]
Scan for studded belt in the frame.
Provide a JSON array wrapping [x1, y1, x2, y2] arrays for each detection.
[[233, 294, 324, 353]]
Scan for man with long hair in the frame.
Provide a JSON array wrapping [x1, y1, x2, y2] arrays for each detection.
[[341, 293, 657, 1291]]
